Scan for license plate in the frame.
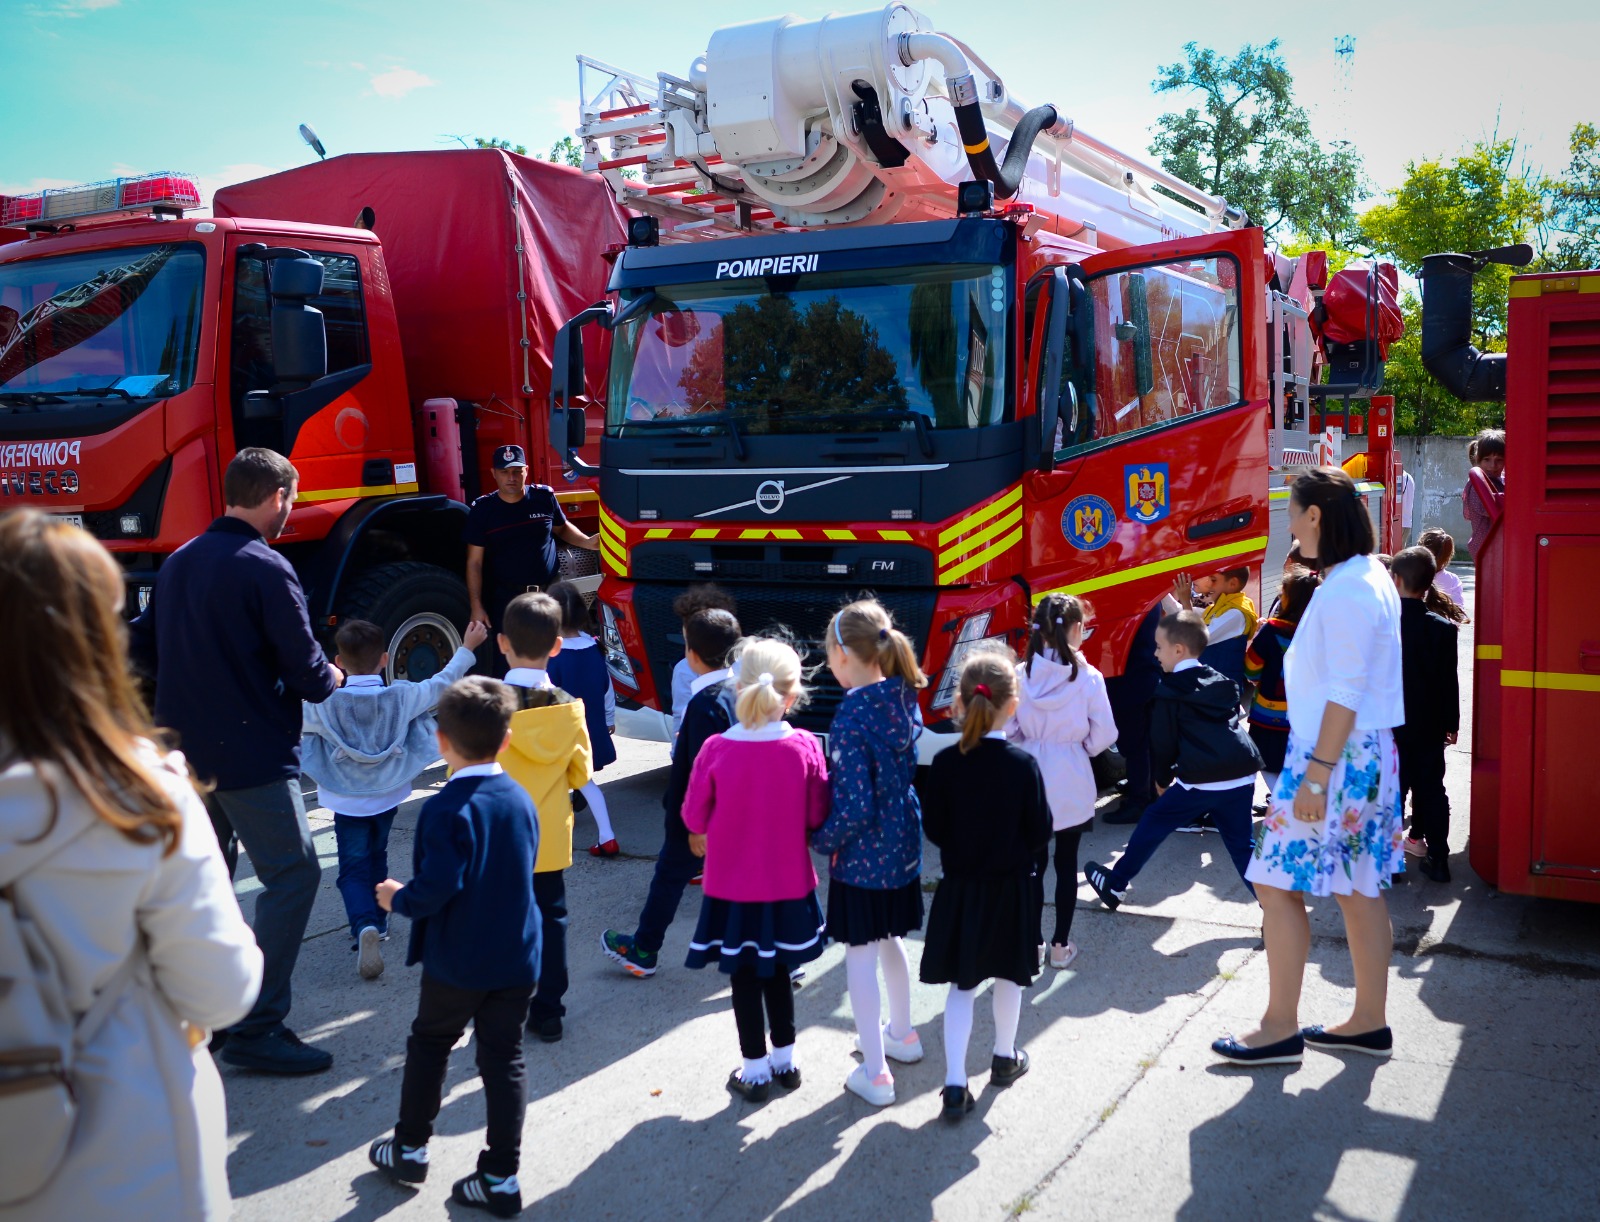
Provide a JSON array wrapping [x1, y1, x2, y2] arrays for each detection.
[[53, 514, 83, 529]]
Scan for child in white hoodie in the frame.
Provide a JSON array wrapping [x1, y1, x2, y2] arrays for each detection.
[[1010, 594, 1118, 970]]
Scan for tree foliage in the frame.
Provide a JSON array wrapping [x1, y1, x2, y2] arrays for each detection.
[[1542, 122, 1600, 272], [469, 136, 583, 167], [472, 136, 527, 156], [1149, 41, 1364, 243]]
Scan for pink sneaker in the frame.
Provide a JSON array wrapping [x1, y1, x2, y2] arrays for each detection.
[[1403, 837, 1427, 858]]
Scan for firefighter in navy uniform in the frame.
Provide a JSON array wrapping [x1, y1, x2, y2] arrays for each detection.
[[465, 445, 598, 674]]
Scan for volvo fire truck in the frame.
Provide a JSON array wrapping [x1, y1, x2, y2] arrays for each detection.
[[550, 4, 1400, 755], [0, 152, 627, 678]]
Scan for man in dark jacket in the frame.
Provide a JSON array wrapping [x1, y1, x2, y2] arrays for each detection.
[[601, 608, 741, 977], [1085, 611, 1263, 910], [1391, 547, 1460, 882], [129, 447, 342, 1074]]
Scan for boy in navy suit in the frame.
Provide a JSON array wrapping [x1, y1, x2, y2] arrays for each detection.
[[368, 676, 539, 1218]]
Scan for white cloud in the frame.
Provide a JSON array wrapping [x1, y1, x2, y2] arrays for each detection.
[[368, 67, 436, 100]]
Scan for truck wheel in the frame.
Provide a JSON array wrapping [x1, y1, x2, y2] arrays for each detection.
[[337, 562, 468, 683]]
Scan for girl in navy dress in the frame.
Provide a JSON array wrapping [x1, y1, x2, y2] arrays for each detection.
[[681, 637, 830, 1101], [546, 582, 619, 856], [812, 598, 928, 1108]]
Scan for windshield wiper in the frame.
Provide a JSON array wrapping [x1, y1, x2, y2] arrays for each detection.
[[782, 409, 935, 458], [0, 390, 66, 409], [59, 386, 137, 401], [617, 410, 747, 459]]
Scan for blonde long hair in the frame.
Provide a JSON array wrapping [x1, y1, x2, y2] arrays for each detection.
[[0, 510, 183, 853], [732, 637, 805, 730], [827, 598, 927, 688]]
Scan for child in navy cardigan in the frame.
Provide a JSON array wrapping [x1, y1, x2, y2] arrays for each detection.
[[812, 598, 928, 1109], [369, 677, 539, 1218]]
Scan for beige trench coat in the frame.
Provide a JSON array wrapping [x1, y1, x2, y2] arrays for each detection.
[[0, 745, 263, 1221]]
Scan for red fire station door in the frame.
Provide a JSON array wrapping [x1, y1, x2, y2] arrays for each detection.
[[1531, 535, 1600, 880]]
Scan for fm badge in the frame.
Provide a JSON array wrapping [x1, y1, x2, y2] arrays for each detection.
[[1125, 464, 1170, 524], [1062, 494, 1115, 551]]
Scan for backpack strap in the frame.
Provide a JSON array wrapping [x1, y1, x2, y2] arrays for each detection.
[[72, 946, 143, 1050]]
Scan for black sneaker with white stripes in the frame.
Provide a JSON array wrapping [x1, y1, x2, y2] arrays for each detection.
[[453, 1170, 523, 1217], [367, 1136, 428, 1184]]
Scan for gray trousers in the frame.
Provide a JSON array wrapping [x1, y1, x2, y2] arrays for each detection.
[[207, 778, 320, 1035]]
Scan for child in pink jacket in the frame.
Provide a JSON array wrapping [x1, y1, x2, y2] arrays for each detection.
[[682, 637, 830, 1103], [1010, 594, 1118, 970]]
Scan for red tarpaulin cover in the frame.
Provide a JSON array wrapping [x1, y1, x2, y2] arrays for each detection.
[[1314, 259, 1403, 359], [213, 149, 628, 491]]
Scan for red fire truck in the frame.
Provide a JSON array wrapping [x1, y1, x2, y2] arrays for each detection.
[[1420, 245, 1600, 901], [0, 151, 626, 677], [553, 4, 1399, 755]]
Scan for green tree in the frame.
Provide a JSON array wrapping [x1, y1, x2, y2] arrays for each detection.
[[1542, 122, 1600, 271], [1358, 138, 1545, 434], [472, 136, 527, 155], [545, 136, 584, 168], [1149, 41, 1365, 242]]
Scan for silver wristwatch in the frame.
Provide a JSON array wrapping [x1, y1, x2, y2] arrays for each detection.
[[1305, 779, 1327, 796]]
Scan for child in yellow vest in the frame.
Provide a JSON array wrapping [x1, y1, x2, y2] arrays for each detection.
[[496, 592, 593, 1044]]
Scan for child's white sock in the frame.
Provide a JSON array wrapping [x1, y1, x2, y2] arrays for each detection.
[[579, 780, 615, 842], [771, 1043, 795, 1072], [944, 985, 976, 1087], [846, 943, 886, 1077], [741, 1054, 772, 1084], [992, 979, 1023, 1060], [879, 937, 914, 1041]]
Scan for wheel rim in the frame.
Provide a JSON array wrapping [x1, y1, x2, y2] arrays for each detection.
[[388, 612, 462, 682]]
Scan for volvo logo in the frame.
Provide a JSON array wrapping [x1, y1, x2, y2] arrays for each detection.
[[755, 480, 785, 515]]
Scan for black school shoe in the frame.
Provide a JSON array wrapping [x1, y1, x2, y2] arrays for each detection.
[[1302, 1025, 1394, 1058], [1083, 861, 1124, 911], [726, 1068, 771, 1103], [1421, 855, 1452, 884], [941, 1085, 976, 1124], [453, 1170, 523, 1217], [1211, 1032, 1304, 1066], [528, 1016, 563, 1043], [774, 1066, 802, 1091], [219, 1025, 333, 1075], [990, 1049, 1030, 1087], [368, 1136, 428, 1185]]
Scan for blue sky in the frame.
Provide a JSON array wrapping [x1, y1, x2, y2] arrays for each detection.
[[3, 0, 1594, 219]]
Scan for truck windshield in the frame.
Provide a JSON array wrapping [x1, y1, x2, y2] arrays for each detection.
[[606, 263, 1010, 436], [0, 242, 205, 408]]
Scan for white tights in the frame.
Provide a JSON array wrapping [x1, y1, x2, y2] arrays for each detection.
[[845, 939, 914, 1078], [578, 780, 614, 843], [943, 980, 1023, 1087]]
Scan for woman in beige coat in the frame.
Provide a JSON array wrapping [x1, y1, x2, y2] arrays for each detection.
[[0, 510, 263, 1221]]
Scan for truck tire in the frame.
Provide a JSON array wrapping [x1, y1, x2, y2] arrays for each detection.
[[337, 562, 469, 683]]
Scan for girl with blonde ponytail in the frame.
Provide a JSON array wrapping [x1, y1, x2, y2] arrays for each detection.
[[680, 638, 830, 1101], [813, 598, 928, 1108], [920, 648, 1052, 1122]]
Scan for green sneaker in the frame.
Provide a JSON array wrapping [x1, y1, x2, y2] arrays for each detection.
[[601, 929, 658, 978]]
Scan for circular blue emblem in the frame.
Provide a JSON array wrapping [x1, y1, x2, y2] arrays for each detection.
[[1062, 494, 1116, 551]]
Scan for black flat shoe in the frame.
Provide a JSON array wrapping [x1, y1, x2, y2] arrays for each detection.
[[1301, 1025, 1393, 1058], [1211, 1033, 1303, 1066], [1421, 855, 1452, 884], [990, 1048, 1030, 1087], [941, 1085, 975, 1123], [528, 1016, 563, 1043], [726, 1069, 770, 1103], [774, 1066, 802, 1091]]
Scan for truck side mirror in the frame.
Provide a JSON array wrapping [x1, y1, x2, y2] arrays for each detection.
[[547, 302, 613, 473], [268, 256, 327, 390], [1038, 267, 1071, 471], [563, 406, 586, 450]]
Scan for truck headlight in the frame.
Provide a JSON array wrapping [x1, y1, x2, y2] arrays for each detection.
[[930, 611, 1008, 710], [599, 603, 638, 690]]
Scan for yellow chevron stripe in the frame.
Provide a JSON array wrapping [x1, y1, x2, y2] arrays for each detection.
[[938, 486, 1023, 546], [879, 529, 913, 541], [600, 548, 627, 576], [824, 529, 858, 541], [1477, 645, 1502, 660], [939, 507, 1023, 566], [691, 528, 721, 539], [1033, 535, 1269, 601], [598, 532, 627, 570], [596, 510, 625, 545], [297, 482, 419, 503], [644, 528, 673, 540], [941, 527, 1023, 584], [1501, 669, 1600, 693], [772, 529, 802, 540]]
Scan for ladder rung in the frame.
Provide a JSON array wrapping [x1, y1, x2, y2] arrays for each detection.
[[599, 103, 653, 120]]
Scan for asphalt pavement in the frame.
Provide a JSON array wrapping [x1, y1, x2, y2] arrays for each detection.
[[224, 567, 1600, 1221]]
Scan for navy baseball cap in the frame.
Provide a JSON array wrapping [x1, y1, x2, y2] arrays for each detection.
[[491, 444, 527, 469]]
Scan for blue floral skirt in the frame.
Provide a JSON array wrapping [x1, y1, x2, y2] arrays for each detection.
[[1246, 728, 1404, 898]]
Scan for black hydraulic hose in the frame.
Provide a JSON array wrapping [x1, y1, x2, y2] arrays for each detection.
[[950, 80, 1058, 201], [1418, 253, 1507, 402]]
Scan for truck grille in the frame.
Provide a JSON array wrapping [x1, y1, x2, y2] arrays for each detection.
[[631, 582, 937, 733]]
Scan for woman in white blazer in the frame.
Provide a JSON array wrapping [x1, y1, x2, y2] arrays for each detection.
[[1213, 468, 1406, 1067], [0, 510, 263, 1220]]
